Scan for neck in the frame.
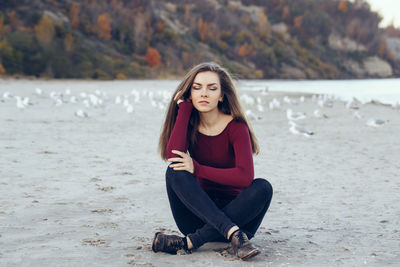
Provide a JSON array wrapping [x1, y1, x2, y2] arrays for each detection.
[[199, 109, 222, 129]]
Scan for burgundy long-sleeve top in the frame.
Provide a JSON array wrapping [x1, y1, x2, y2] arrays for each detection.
[[166, 101, 254, 197]]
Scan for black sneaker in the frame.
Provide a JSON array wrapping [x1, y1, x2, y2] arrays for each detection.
[[230, 230, 260, 260], [152, 232, 191, 254]]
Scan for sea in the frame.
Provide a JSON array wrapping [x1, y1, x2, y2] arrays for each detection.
[[1, 78, 399, 105], [239, 78, 400, 105]]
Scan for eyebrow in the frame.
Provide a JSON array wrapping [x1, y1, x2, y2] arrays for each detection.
[[193, 82, 218, 86]]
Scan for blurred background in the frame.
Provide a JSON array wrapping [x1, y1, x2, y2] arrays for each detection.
[[0, 0, 399, 80]]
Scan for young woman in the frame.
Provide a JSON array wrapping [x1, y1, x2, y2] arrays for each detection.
[[153, 62, 273, 260]]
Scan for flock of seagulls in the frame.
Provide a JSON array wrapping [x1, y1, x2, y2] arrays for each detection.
[[1, 85, 397, 138], [2, 87, 171, 118], [239, 87, 397, 137]]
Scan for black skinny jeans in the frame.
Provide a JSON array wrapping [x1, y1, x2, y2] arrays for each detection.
[[165, 166, 273, 249]]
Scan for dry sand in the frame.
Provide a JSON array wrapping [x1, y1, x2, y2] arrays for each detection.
[[0, 80, 399, 266]]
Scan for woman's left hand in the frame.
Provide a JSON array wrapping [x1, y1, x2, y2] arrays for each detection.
[[167, 150, 194, 174]]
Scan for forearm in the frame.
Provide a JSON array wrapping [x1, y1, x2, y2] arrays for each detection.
[[166, 102, 193, 158]]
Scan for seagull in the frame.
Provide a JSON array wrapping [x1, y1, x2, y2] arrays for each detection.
[[353, 111, 363, 120], [241, 94, 255, 106], [313, 109, 328, 119], [289, 121, 314, 137], [22, 97, 33, 106], [318, 97, 334, 108], [260, 87, 269, 95], [245, 109, 261, 121], [287, 109, 306, 120], [283, 96, 298, 105], [123, 98, 130, 107], [345, 99, 360, 110], [131, 90, 141, 103], [15, 96, 26, 109], [269, 98, 281, 110], [3, 91, 14, 99], [35, 88, 43, 96], [75, 109, 88, 118], [299, 96, 305, 103], [70, 96, 79, 103], [126, 104, 134, 113], [257, 104, 265, 112], [366, 118, 388, 127], [82, 99, 91, 108], [65, 88, 71, 95]]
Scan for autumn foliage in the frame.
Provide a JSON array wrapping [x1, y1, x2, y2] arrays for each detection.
[[69, 2, 81, 29], [238, 43, 252, 58], [197, 18, 209, 42], [34, 14, 55, 46], [146, 47, 162, 68], [338, 0, 348, 13], [0, 63, 5, 75], [97, 13, 112, 40]]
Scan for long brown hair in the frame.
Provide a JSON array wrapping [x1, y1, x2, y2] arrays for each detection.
[[158, 62, 259, 160]]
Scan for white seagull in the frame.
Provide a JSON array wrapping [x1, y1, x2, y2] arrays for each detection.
[[287, 109, 306, 121], [35, 88, 43, 96], [245, 109, 261, 121], [269, 98, 281, 110], [366, 118, 388, 127], [313, 109, 328, 119], [75, 109, 88, 118], [353, 111, 363, 120], [289, 121, 314, 137], [3, 91, 14, 99]]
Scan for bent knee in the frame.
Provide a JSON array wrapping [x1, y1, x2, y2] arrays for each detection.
[[165, 165, 193, 184], [253, 178, 273, 201]]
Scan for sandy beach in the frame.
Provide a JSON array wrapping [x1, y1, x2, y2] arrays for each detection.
[[1, 80, 399, 266]]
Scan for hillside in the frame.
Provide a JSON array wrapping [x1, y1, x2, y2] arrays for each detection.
[[0, 0, 399, 79]]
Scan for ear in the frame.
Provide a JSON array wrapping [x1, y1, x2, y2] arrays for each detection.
[[219, 93, 224, 102]]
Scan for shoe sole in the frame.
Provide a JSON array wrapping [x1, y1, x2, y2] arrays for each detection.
[[240, 248, 261, 261], [152, 232, 161, 253]]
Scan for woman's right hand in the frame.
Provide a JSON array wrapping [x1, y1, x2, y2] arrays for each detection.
[[174, 90, 190, 104]]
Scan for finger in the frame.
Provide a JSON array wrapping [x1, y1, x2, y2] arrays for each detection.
[[169, 163, 185, 168], [167, 157, 184, 162], [171, 166, 186, 171], [171, 150, 185, 156]]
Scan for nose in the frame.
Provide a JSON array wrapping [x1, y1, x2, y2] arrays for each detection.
[[200, 88, 208, 97]]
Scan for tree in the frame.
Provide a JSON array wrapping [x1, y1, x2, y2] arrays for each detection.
[[0, 14, 11, 38], [258, 10, 271, 39], [0, 63, 6, 75], [97, 13, 112, 40], [64, 33, 74, 52], [146, 47, 161, 68], [338, 0, 348, 13], [282, 5, 290, 21], [69, 2, 81, 29], [197, 18, 209, 42], [34, 14, 55, 47], [238, 43, 252, 58], [293, 16, 302, 29]]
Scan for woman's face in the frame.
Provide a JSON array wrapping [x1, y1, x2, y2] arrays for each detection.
[[190, 71, 223, 113]]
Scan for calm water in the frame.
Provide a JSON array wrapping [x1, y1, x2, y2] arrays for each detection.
[[239, 79, 400, 105], [1, 78, 400, 105]]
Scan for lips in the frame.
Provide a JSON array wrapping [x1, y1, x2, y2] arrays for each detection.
[[198, 101, 209, 104]]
